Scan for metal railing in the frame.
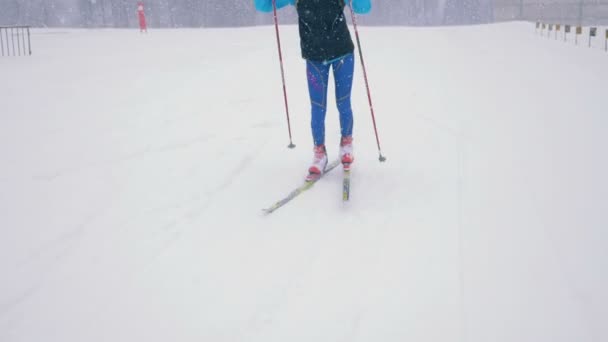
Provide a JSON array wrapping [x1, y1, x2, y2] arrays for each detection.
[[1, 26, 32, 57]]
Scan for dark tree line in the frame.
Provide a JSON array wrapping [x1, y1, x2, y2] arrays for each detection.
[[0, 0, 498, 28]]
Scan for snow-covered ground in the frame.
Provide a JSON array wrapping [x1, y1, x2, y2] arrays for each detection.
[[1, 22, 607, 342]]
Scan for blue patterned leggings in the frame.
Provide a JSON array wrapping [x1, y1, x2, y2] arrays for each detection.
[[306, 54, 354, 146]]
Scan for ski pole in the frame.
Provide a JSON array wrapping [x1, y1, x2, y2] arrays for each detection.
[[347, 0, 386, 162], [272, 0, 296, 149]]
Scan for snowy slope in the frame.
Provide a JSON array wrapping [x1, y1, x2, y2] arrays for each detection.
[[1, 23, 607, 342]]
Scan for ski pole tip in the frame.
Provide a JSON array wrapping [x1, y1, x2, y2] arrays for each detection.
[[379, 154, 387, 162], [288, 143, 296, 149]]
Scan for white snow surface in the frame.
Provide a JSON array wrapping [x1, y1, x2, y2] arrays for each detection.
[[1, 22, 607, 342]]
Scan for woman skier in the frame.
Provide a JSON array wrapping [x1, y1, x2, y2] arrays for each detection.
[[254, 0, 372, 180]]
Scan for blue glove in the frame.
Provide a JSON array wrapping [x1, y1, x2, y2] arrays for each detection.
[[254, 0, 295, 13], [350, 0, 372, 14]]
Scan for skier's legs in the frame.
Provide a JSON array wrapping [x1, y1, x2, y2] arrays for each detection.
[[332, 53, 355, 138], [306, 60, 331, 146]]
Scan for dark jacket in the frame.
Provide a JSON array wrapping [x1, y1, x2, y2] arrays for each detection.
[[295, 0, 354, 62]]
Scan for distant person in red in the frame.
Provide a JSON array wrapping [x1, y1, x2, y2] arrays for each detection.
[[137, 1, 147, 33]]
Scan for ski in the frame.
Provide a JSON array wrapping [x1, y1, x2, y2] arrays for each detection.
[[263, 159, 341, 214], [342, 168, 351, 201]]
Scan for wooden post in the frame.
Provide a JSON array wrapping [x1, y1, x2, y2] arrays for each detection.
[[589, 27, 597, 48], [542, 23, 546, 36], [11, 28, 14, 55], [27, 27, 31, 55]]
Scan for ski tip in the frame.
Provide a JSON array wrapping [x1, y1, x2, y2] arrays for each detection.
[[342, 167, 351, 202], [342, 189, 350, 202]]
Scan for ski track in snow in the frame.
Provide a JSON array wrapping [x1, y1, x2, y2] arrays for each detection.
[[30, 133, 215, 182]]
